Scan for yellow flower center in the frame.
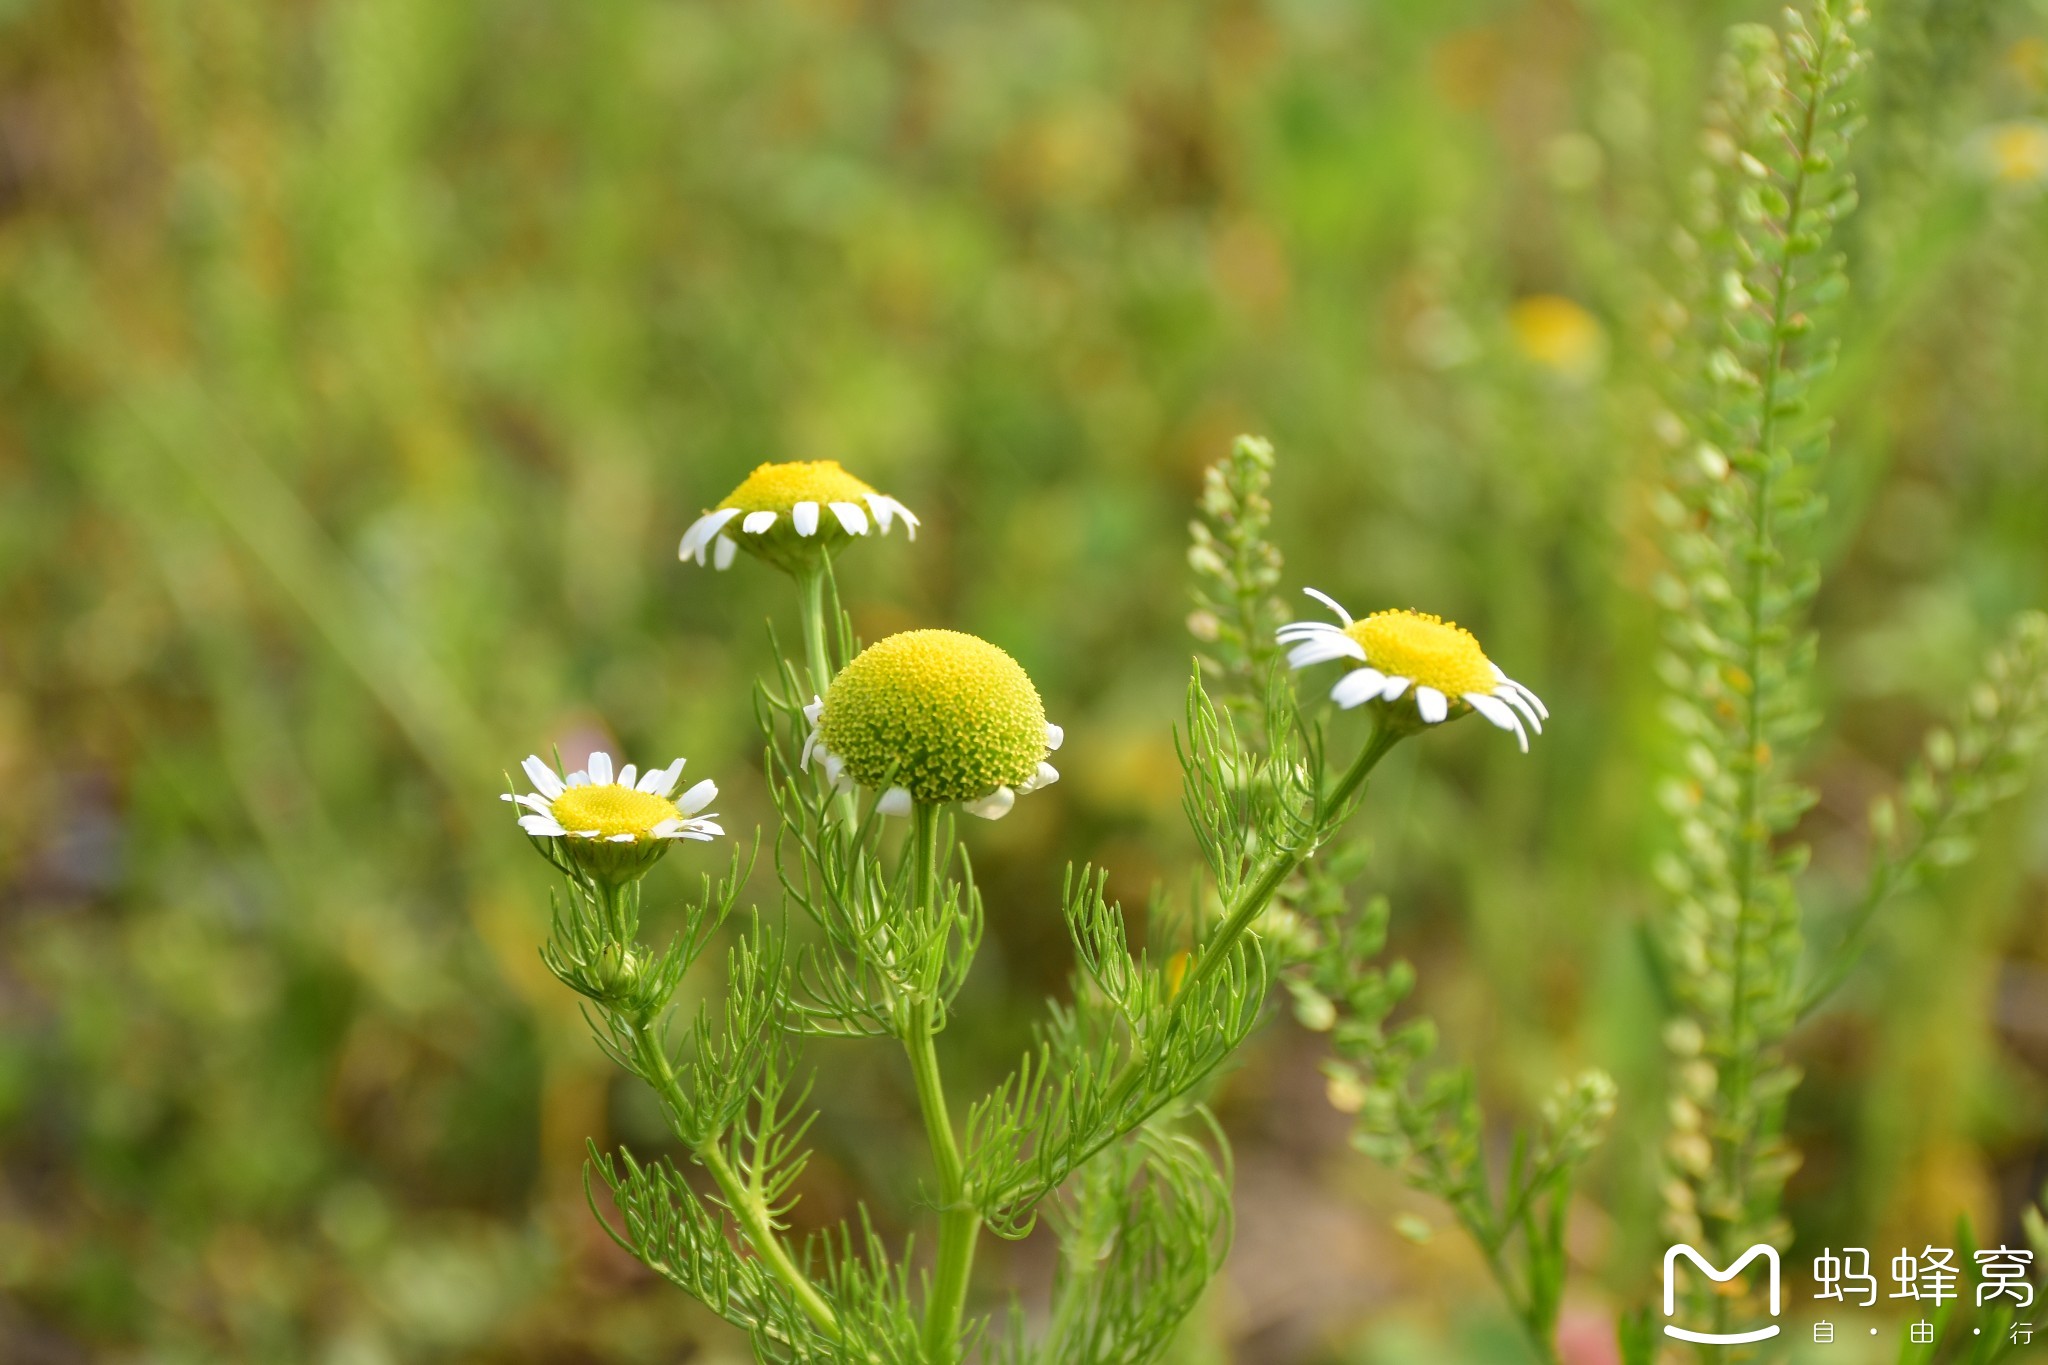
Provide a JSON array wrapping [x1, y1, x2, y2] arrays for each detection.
[[717, 460, 879, 515], [1344, 610, 1498, 697], [818, 629, 1048, 804], [550, 785, 677, 840]]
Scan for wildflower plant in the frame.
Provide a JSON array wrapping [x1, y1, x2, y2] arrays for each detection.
[[502, 446, 1551, 1362], [1642, 1, 2048, 1356], [1193, 439, 1614, 1365]]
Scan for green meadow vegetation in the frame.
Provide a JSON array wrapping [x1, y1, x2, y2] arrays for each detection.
[[4, 0, 2048, 1360]]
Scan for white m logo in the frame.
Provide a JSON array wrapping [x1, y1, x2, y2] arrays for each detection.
[[1663, 1244, 1782, 1345]]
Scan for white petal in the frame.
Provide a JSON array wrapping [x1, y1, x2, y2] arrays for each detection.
[[513, 793, 555, 815], [1018, 761, 1059, 793], [801, 731, 823, 770], [518, 814, 566, 836], [1468, 693, 1530, 752], [828, 501, 869, 535], [887, 496, 920, 539], [1302, 587, 1353, 625], [876, 786, 913, 817], [803, 696, 825, 726], [1277, 621, 1346, 641], [962, 786, 1015, 820], [640, 758, 686, 795], [1380, 675, 1410, 702], [714, 535, 738, 569], [863, 493, 896, 531], [587, 752, 614, 785], [650, 819, 684, 838], [680, 508, 741, 562], [566, 770, 590, 787], [675, 779, 718, 816], [1330, 668, 1388, 709], [1045, 722, 1064, 751], [522, 755, 566, 800], [617, 764, 638, 790], [822, 753, 845, 785], [1287, 635, 1367, 670], [1507, 677, 1549, 721], [606, 832, 635, 843], [1499, 687, 1544, 734], [1415, 687, 1448, 724], [792, 501, 821, 536], [742, 510, 777, 534]]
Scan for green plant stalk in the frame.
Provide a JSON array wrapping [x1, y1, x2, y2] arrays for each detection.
[[904, 802, 976, 1359], [628, 1018, 841, 1338], [1721, 37, 1830, 1242], [796, 561, 837, 700], [1080, 716, 1403, 1151], [1173, 717, 1400, 1008]]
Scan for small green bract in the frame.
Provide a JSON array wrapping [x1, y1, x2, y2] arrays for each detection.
[[818, 629, 1048, 804]]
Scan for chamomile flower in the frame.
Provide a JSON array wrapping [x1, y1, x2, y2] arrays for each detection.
[[802, 629, 1062, 820], [504, 751, 722, 883], [1277, 588, 1547, 751], [678, 460, 919, 573]]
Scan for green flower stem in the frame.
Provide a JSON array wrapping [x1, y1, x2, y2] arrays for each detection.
[[795, 562, 836, 700], [904, 802, 977, 1360], [629, 1019, 841, 1339], [1172, 718, 1401, 1007]]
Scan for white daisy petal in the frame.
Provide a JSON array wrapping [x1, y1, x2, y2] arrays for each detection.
[[803, 696, 825, 726], [1507, 678, 1548, 720], [1045, 722, 1064, 751], [822, 753, 845, 785], [518, 814, 567, 837], [1415, 687, 1448, 724], [828, 501, 870, 535], [650, 819, 684, 838], [566, 770, 590, 787], [1018, 761, 1060, 793], [640, 758, 686, 795], [522, 755, 566, 800], [801, 731, 823, 770], [514, 793, 555, 815], [1276, 621, 1347, 643], [887, 497, 920, 539], [680, 508, 741, 563], [675, 779, 718, 816], [1381, 676, 1411, 702], [1499, 687, 1544, 734], [876, 786, 913, 817], [1302, 587, 1354, 625], [1288, 635, 1368, 670], [742, 510, 777, 534], [1330, 668, 1388, 709], [792, 501, 821, 536], [1467, 692, 1518, 732], [962, 786, 1015, 820], [606, 833, 636, 843], [617, 764, 638, 790], [714, 535, 738, 569], [587, 752, 613, 785], [863, 493, 897, 532]]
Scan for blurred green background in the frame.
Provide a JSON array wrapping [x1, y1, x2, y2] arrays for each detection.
[[4, 0, 2047, 1360]]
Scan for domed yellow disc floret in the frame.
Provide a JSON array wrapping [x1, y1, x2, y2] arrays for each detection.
[[717, 460, 878, 515], [1344, 611, 1499, 698], [550, 786, 680, 841], [818, 629, 1049, 805]]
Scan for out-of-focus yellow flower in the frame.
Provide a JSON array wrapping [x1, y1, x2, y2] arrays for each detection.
[[1509, 294, 1608, 382], [1972, 120, 2048, 187], [2006, 37, 2047, 92]]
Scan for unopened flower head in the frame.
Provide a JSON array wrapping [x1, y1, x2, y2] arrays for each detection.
[[805, 628, 1062, 819], [1278, 588, 1546, 750], [678, 460, 919, 572], [504, 750, 721, 883]]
